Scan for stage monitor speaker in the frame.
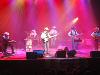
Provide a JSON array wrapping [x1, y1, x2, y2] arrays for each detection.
[[55, 50, 66, 58], [26, 50, 44, 59], [90, 51, 100, 58], [26, 52, 36, 59], [33, 50, 44, 58], [67, 50, 76, 58]]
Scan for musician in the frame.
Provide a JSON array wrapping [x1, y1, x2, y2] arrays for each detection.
[[30, 30, 37, 39], [49, 26, 58, 47], [41, 27, 51, 54], [91, 26, 100, 51], [1, 32, 15, 56], [25, 29, 38, 51], [30, 29, 38, 47], [68, 26, 80, 50]]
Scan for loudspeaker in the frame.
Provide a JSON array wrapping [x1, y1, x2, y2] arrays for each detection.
[[26, 52, 36, 59], [26, 50, 44, 59], [67, 50, 76, 58], [33, 50, 44, 58], [55, 50, 66, 58], [90, 51, 100, 57]]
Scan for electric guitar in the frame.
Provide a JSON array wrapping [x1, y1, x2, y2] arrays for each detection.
[[8, 40, 16, 43], [91, 32, 100, 40], [41, 34, 57, 42]]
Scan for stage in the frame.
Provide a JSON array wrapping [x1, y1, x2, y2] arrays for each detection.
[[0, 46, 94, 60], [0, 46, 100, 75], [0, 46, 93, 60], [0, 0, 100, 74], [0, 57, 100, 75]]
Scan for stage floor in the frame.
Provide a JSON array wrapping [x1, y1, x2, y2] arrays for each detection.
[[0, 47, 100, 75], [0, 46, 97, 60]]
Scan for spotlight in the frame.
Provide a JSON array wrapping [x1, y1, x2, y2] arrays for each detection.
[[72, 17, 79, 24]]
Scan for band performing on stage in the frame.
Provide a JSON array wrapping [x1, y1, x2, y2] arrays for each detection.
[[0, 26, 100, 57]]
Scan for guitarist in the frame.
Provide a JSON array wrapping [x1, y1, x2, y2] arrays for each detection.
[[41, 27, 51, 54], [49, 26, 58, 48], [91, 26, 100, 51], [1, 32, 15, 56], [68, 26, 80, 50]]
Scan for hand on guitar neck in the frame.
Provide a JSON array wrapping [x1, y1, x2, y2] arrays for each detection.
[[92, 36, 100, 39], [8, 40, 16, 43], [50, 33, 59, 38], [42, 34, 58, 42]]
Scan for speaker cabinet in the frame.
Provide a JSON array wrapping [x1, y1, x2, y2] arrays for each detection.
[[55, 50, 66, 58], [26, 52, 36, 59], [26, 50, 44, 59], [33, 50, 44, 58], [90, 51, 100, 57], [67, 50, 76, 58]]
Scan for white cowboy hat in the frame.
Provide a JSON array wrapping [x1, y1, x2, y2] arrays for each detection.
[[52, 26, 56, 29], [44, 27, 49, 30], [4, 32, 9, 35], [31, 30, 36, 32]]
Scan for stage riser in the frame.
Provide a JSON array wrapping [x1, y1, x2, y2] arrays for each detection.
[[0, 58, 100, 75]]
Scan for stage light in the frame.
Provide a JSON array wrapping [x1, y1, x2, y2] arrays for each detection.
[[16, 0, 25, 6], [72, 17, 79, 24]]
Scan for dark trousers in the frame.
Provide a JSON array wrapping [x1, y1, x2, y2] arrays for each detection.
[[94, 39, 99, 51], [72, 38, 79, 50], [2, 43, 14, 55]]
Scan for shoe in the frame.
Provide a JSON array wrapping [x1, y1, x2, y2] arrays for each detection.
[[3, 52, 8, 55], [11, 52, 15, 55], [11, 53, 15, 56], [3, 52, 11, 56]]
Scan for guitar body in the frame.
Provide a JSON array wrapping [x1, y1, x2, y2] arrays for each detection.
[[93, 36, 100, 40], [42, 37, 49, 43], [41, 33, 57, 43], [91, 32, 100, 40]]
